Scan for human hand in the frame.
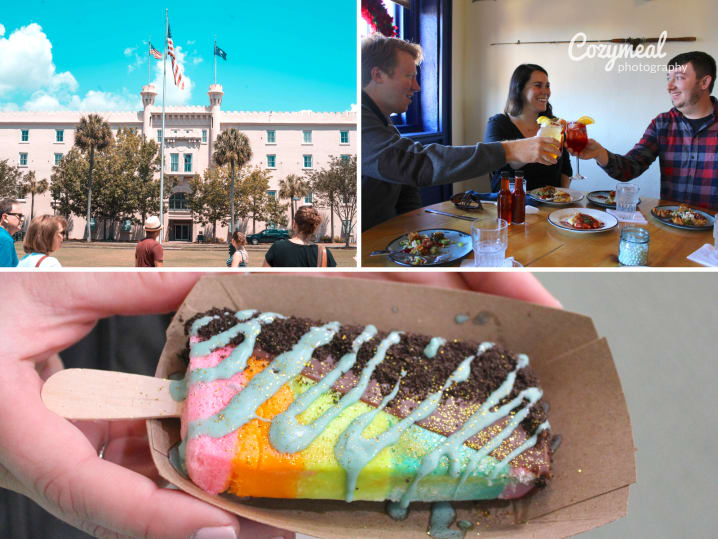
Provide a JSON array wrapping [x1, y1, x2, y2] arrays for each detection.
[[568, 138, 609, 166], [502, 136, 560, 167], [0, 273, 294, 539]]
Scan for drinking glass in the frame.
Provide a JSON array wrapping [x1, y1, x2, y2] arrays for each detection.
[[618, 226, 649, 266], [566, 121, 588, 181], [615, 183, 640, 220], [471, 218, 508, 267], [537, 120, 563, 160]]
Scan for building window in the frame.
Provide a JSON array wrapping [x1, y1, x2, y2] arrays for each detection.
[[54, 153, 63, 165], [169, 192, 188, 210], [56, 129, 64, 142], [304, 192, 313, 204], [303, 155, 312, 168], [21, 129, 29, 142], [267, 190, 276, 199], [267, 154, 276, 168], [170, 153, 178, 172], [341, 154, 350, 161], [202, 129, 207, 143], [157, 129, 163, 142], [266, 130, 276, 143], [340, 130, 349, 144], [184, 154, 192, 172], [19, 153, 28, 166], [302, 130, 312, 144]]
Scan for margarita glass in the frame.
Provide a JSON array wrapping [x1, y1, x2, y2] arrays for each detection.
[[537, 120, 563, 160]]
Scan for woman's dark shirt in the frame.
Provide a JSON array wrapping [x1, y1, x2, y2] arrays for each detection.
[[265, 239, 337, 267], [484, 113, 572, 191]]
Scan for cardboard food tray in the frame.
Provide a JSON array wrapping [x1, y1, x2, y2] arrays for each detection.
[[148, 274, 636, 538]]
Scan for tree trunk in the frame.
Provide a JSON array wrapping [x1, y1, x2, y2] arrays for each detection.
[[330, 199, 335, 243], [229, 162, 235, 243], [213, 219, 217, 239], [30, 192, 35, 221], [86, 146, 95, 242]]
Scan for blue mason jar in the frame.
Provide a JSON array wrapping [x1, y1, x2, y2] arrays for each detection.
[[618, 226, 649, 266]]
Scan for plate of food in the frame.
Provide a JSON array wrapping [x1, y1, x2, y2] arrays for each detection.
[[528, 186, 584, 206], [650, 205, 715, 230], [587, 190, 641, 209], [384, 229, 472, 266], [548, 208, 618, 233]]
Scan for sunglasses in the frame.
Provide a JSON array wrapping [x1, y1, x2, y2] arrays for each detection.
[[6, 213, 24, 219]]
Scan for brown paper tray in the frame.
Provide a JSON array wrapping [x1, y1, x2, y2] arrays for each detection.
[[148, 274, 636, 538]]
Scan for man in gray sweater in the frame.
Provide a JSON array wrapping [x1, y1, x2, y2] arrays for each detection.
[[361, 34, 560, 231]]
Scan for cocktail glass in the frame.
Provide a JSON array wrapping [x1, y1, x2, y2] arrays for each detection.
[[471, 218, 509, 267], [566, 121, 588, 181], [537, 120, 563, 160]]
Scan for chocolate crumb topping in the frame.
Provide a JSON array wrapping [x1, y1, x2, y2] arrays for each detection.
[[183, 311, 547, 436]]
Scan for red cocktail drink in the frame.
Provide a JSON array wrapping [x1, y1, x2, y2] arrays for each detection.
[[566, 121, 588, 180], [566, 122, 588, 153]]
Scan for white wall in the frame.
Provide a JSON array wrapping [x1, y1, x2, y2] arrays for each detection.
[[452, 0, 718, 198]]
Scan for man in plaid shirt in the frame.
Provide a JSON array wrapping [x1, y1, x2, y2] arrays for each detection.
[[572, 51, 717, 209]]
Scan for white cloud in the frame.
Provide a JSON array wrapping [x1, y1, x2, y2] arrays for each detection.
[[0, 102, 19, 111], [0, 22, 141, 111], [192, 57, 203, 65], [186, 39, 195, 45], [123, 47, 136, 57], [0, 23, 55, 95], [24, 93, 61, 110], [349, 103, 358, 112]]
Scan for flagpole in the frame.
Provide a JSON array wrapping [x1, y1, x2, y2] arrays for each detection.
[[147, 36, 151, 85], [214, 37, 217, 84], [159, 8, 168, 244]]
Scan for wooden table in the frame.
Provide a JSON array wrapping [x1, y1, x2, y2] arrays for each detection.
[[361, 195, 716, 267]]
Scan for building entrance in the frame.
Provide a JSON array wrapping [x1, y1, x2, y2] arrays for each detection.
[[170, 222, 191, 241]]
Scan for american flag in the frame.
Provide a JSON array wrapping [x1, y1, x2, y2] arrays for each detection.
[[166, 23, 184, 90], [149, 42, 162, 60]]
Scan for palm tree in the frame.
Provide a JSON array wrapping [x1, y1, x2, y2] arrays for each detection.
[[18, 170, 49, 221], [278, 174, 310, 228], [74, 114, 113, 242], [213, 129, 252, 240]]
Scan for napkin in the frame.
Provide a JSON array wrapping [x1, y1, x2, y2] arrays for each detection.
[[460, 256, 518, 268], [606, 209, 648, 224], [686, 244, 718, 267]]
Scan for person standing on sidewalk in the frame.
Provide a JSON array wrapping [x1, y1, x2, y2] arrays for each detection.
[[135, 216, 164, 267]]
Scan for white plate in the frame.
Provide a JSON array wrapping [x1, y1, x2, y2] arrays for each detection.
[[547, 208, 618, 233], [528, 188, 584, 206]]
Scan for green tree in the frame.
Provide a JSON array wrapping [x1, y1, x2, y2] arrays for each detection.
[[240, 166, 272, 234], [265, 197, 289, 229], [50, 148, 88, 219], [278, 173, 310, 227], [213, 129, 252, 241], [74, 114, 114, 242], [310, 155, 357, 247], [187, 168, 230, 240], [123, 128, 162, 226], [0, 159, 23, 199], [18, 170, 49, 221]]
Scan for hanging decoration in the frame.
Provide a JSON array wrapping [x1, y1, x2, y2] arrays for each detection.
[[361, 0, 397, 37]]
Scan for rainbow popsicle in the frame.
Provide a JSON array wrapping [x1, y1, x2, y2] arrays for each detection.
[[176, 309, 552, 509]]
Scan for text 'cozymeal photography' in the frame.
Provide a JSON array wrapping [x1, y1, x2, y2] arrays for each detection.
[[0, 0, 357, 268]]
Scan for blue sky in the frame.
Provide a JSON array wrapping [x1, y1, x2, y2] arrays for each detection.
[[0, 0, 357, 112]]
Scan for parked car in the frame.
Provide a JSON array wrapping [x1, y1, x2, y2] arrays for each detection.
[[246, 228, 290, 245]]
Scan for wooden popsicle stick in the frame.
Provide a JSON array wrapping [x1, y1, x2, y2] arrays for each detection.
[[42, 369, 183, 420]]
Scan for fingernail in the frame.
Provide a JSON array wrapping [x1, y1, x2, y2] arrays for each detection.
[[192, 526, 237, 539]]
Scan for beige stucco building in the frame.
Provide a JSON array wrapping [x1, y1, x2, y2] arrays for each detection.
[[0, 83, 356, 242]]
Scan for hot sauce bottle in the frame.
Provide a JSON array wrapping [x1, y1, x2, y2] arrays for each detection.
[[512, 170, 526, 224], [497, 171, 512, 224]]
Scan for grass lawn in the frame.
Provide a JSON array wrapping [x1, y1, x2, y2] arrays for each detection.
[[13, 241, 357, 268]]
